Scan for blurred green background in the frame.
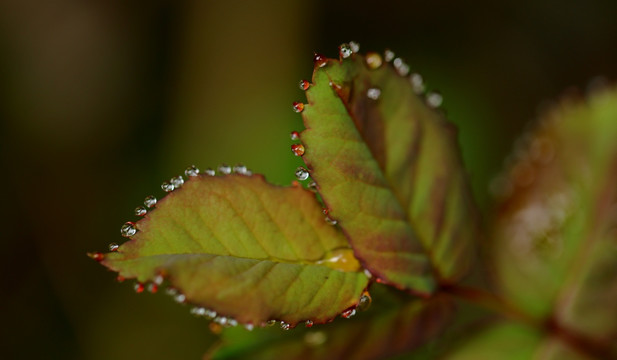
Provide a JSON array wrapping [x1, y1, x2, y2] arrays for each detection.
[[1, 1, 616, 359]]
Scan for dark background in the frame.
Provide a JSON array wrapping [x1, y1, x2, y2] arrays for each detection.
[[1, 1, 616, 359]]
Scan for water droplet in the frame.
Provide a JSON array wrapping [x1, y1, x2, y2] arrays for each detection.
[[339, 43, 353, 59], [135, 206, 147, 216], [161, 181, 175, 192], [384, 49, 395, 62], [116, 275, 125, 282], [244, 323, 254, 331], [204, 168, 216, 176], [174, 293, 186, 303], [291, 144, 305, 157], [280, 321, 291, 330], [325, 216, 338, 225], [307, 181, 318, 192], [305, 320, 314, 328], [108, 243, 119, 252], [363, 269, 373, 279], [165, 287, 178, 296], [426, 91, 443, 108], [233, 164, 248, 175], [191, 307, 206, 316], [218, 164, 232, 175], [290, 131, 300, 140], [410, 73, 425, 94], [295, 167, 310, 181], [322, 208, 329, 215], [341, 308, 356, 318], [148, 283, 158, 293], [393, 58, 410, 76], [120, 222, 137, 238], [367, 87, 381, 100], [304, 331, 327, 347], [144, 195, 157, 208], [134, 283, 145, 293], [170, 176, 184, 188], [313, 53, 327, 68], [90, 252, 104, 262], [228, 318, 238, 327], [292, 101, 305, 113], [365, 52, 383, 70], [205, 309, 217, 319], [299, 79, 310, 91], [185, 165, 200, 177], [266, 319, 276, 327], [349, 41, 360, 53], [358, 290, 372, 311], [153, 274, 164, 285], [214, 316, 228, 326], [317, 247, 361, 272]]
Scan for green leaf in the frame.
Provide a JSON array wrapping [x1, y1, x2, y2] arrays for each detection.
[[208, 286, 455, 360], [442, 322, 590, 360], [298, 52, 479, 293], [93, 173, 369, 327], [491, 87, 617, 352]]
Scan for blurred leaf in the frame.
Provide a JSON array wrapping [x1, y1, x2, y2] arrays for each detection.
[[443, 321, 593, 359], [299, 51, 479, 293], [94, 174, 369, 326], [208, 286, 455, 360], [491, 86, 617, 349]]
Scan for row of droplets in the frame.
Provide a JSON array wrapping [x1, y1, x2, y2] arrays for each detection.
[[127, 269, 372, 332], [94, 164, 255, 259], [292, 42, 444, 123]]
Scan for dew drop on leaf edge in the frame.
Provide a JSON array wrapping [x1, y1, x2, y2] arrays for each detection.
[[295, 167, 310, 181], [291, 144, 305, 156], [120, 222, 137, 238], [292, 101, 305, 113], [161, 181, 175, 192], [144, 195, 157, 208], [365, 52, 383, 70], [134, 205, 147, 216], [170, 175, 184, 188], [339, 43, 353, 59], [185, 165, 200, 177]]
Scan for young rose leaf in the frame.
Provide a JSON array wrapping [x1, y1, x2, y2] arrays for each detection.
[[208, 287, 455, 360], [491, 86, 617, 350], [92, 174, 369, 327], [298, 51, 479, 293]]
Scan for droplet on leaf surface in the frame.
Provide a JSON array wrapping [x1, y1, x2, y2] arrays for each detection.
[[292, 101, 305, 113], [170, 176, 184, 188], [367, 87, 381, 100], [120, 222, 137, 238], [290, 131, 300, 140], [426, 91, 443, 108], [313, 53, 327, 68], [218, 164, 232, 175], [134, 206, 147, 216], [161, 181, 174, 192], [184, 165, 200, 177], [339, 43, 353, 59], [144, 195, 157, 208], [295, 167, 310, 181], [291, 144, 305, 156], [299, 79, 310, 91], [365, 52, 383, 70], [108, 243, 119, 252]]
